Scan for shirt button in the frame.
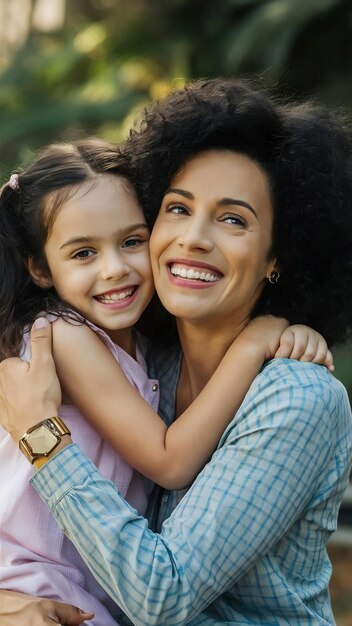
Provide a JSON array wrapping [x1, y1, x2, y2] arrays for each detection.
[[152, 383, 158, 392]]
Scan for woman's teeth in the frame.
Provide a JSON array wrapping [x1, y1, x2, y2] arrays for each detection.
[[170, 266, 220, 282], [96, 288, 134, 302]]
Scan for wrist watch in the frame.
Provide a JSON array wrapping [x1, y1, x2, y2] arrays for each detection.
[[19, 416, 71, 465]]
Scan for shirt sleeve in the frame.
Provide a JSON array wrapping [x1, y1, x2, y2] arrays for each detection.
[[31, 361, 338, 626]]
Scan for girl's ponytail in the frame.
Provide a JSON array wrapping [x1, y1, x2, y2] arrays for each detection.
[[0, 179, 33, 359]]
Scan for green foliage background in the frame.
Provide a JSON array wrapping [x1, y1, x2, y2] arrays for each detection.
[[0, 0, 351, 392]]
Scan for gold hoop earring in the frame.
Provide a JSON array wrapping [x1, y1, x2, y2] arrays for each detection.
[[268, 271, 280, 285]]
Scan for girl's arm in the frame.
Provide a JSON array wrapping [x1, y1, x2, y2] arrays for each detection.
[[51, 317, 331, 490]]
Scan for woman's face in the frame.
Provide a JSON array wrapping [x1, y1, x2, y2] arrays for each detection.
[[150, 149, 276, 327]]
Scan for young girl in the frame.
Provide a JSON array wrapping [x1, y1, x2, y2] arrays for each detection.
[[0, 138, 331, 625]]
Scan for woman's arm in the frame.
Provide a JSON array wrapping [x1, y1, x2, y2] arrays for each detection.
[[0, 322, 345, 626], [30, 360, 349, 626], [51, 317, 331, 489], [0, 589, 94, 625]]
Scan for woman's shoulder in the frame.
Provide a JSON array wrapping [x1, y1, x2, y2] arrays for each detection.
[[262, 358, 349, 408], [235, 358, 351, 432], [262, 357, 335, 387]]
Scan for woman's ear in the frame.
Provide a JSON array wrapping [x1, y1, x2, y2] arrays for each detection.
[[27, 257, 53, 289], [266, 259, 281, 285], [266, 257, 279, 278]]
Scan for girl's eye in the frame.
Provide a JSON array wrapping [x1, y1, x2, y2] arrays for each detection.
[[122, 236, 146, 249], [220, 214, 246, 227], [72, 249, 95, 260]]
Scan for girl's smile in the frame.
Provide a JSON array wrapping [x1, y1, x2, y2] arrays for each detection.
[[30, 175, 154, 351], [93, 285, 141, 308]]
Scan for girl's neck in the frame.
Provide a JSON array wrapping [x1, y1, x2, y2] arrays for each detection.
[[104, 327, 135, 358]]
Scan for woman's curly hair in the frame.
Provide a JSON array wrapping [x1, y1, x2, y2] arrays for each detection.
[[124, 78, 352, 347]]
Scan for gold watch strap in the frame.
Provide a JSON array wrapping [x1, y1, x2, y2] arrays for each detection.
[[33, 455, 53, 470], [21, 415, 70, 438], [41, 415, 70, 436]]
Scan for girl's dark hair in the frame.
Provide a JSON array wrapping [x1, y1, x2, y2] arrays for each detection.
[[0, 138, 138, 359], [124, 78, 352, 347]]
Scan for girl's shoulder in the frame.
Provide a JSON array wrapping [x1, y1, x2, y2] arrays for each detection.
[[20, 311, 112, 362], [50, 313, 118, 357]]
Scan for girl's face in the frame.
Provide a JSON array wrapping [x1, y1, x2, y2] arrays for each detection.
[[150, 149, 276, 328], [32, 175, 153, 346]]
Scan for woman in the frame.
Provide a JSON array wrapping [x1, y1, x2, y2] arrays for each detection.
[[1, 79, 352, 625]]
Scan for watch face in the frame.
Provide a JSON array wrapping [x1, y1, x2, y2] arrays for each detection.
[[27, 425, 58, 455]]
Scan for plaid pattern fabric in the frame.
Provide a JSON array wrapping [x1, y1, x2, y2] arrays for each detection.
[[32, 350, 352, 626]]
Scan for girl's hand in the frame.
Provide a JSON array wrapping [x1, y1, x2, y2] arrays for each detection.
[[239, 316, 289, 361], [275, 325, 334, 371]]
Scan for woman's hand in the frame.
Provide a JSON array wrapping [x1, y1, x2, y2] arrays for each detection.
[[0, 318, 61, 442], [0, 589, 94, 625]]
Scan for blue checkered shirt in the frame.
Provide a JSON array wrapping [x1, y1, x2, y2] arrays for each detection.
[[32, 345, 352, 626]]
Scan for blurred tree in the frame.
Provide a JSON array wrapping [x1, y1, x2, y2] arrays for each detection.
[[0, 0, 351, 389], [1, 0, 352, 175]]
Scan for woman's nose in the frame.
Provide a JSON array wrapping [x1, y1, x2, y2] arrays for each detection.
[[100, 251, 129, 280], [176, 216, 214, 252]]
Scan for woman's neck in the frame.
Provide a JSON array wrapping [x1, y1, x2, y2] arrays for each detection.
[[176, 316, 249, 405]]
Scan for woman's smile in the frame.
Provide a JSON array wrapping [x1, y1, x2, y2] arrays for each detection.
[[168, 259, 222, 288], [150, 149, 276, 326]]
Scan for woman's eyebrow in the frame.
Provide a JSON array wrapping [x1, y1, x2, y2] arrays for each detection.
[[218, 198, 258, 219], [165, 188, 194, 200], [165, 188, 258, 218]]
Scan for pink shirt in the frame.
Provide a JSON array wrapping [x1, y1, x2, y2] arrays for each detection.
[[0, 318, 159, 626]]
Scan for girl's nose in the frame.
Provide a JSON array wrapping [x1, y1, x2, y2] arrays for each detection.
[[100, 251, 129, 281]]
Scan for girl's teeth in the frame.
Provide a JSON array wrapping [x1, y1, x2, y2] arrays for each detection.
[[97, 289, 134, 302], [170, 266, 219, 282]]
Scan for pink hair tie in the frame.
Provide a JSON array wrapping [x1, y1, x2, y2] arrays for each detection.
[[9, 174, 20, 191]]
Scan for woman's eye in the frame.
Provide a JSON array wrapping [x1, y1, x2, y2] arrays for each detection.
[[122, 236, 146, 248], [220, 214, 246, 227], [167, 203, 189, 215], [73, 249, 95, 260]]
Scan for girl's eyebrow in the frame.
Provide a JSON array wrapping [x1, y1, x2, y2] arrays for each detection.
[[165, 188, 258, 218], [60, 223, 148, 249]]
